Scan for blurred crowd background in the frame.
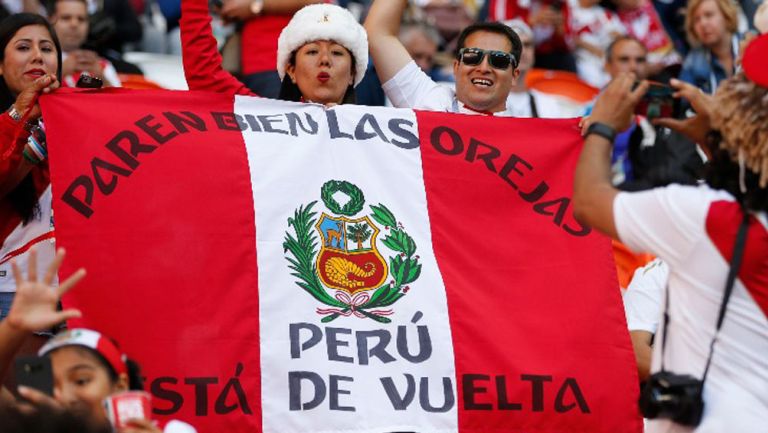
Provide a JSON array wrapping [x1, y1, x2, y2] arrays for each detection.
[[2, 0, 763, 114]]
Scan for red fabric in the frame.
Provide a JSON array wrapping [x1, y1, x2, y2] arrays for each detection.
[[241, 15, 291, 76], [41, 89, 642, 433], [706, 201, 768, 319], [0, 231, 55, 265], [240, 0, 332, 76], [487, 0, 530, 21], [486, 0, 571, 54], [417, 112, 642, 433], [743, 34, 768, 88], [0, 113, 49, 249], [180, 0, 254, 96], [42, 89, 261, 432], [95, 335, 128, 375], [616, 1, 674, 55]]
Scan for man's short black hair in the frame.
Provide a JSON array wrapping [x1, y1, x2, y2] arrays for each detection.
[[454, 22, 523, 69]]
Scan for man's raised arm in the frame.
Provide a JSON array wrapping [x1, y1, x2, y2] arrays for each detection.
[[364, 0, 415, 83]]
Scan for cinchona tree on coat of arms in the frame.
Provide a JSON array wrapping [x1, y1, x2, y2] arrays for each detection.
[[283, 180, 422, 323]]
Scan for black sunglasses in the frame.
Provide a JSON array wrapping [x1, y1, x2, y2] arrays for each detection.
[[458, 48, 517, 70]]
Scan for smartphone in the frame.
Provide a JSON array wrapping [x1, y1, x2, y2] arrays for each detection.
[[76, 73, 104, 89], [635, 82, 679, 119], [14, 356, 53, 396]]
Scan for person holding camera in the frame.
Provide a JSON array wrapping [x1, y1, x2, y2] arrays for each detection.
[[584, 36, 704, 192], [573, 34, 768, 431]]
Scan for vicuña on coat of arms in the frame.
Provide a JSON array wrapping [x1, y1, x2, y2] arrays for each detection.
[[283, 180, 421, 323]]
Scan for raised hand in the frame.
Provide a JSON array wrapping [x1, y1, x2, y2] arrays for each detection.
[[6, 248, 85, 333]]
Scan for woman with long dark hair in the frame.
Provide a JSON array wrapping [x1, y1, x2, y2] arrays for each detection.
[[179, 0, 368, 106], [0, 13, 61, 324]]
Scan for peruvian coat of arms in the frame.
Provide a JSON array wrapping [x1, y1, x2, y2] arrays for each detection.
[[283, 180, 422, 323]]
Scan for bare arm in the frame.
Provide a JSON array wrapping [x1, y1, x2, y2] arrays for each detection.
[[180, 0, 254, 95], [573, 75, 648, 240], [364, 0, 415, 84], [573, 133, 619, 238], [629, 330, 653, 381]]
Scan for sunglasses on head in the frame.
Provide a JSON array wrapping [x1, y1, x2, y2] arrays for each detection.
[[458, 48, 517, 70]]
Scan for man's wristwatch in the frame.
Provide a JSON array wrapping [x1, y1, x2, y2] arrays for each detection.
[[585, 122, 617, 142], [250, 0, 264, 16]]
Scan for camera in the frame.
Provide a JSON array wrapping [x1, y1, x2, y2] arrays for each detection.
[[638, 371, 704, 427], [634, 81, 681, 119], [76, 73, 104, 89]]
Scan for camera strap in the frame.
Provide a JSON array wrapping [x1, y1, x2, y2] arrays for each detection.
[[659, 207, 750, 379]]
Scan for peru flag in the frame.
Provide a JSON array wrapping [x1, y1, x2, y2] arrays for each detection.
[[41, 89, 641, 433]]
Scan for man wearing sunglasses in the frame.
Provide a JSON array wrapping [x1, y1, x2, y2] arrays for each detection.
[[365, 0, 523, 116]]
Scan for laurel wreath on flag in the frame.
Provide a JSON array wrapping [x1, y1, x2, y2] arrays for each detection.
[[283, 199, 422, 324], [320, 180, 365, 216]]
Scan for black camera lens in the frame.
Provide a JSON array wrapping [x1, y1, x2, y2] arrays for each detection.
[[639, 371, 704, 427]]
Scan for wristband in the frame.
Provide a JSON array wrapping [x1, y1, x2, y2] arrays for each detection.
[[7, 105, 22, 122], [27, 133, 47, 160], [7, 105, 36, 130], [22, 145, 42, 165], [585, 122, 617, 143]]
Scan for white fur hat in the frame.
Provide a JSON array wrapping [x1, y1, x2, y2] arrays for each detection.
[[277, 4, 369, 87]]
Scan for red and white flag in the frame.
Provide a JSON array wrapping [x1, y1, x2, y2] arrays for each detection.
[[42, 89, 642, 433]]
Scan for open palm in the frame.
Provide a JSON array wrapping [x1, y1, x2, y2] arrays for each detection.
[[7, 248, 85, 332]]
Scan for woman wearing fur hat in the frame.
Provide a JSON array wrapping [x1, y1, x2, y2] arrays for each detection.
[[180, 0, 368, 106], [573, 35, 768, 432]]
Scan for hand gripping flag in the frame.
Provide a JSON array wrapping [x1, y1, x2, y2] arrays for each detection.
[[41, 89, 642, 433]]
